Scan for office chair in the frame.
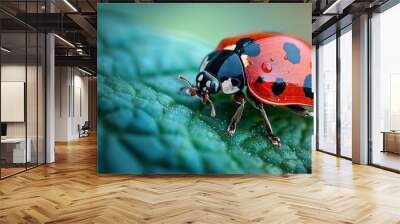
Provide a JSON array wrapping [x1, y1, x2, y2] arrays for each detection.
[[79, 121, 90, 138]]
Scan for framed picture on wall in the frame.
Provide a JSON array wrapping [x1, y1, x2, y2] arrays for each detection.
[[1, 82, 25, 122], [97, 3, 313, 174]]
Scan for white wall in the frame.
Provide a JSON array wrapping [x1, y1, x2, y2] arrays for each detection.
[[54, 67, 89, 141], [55, 66, 70, 141], [1, 65, 26, 81], [72, 73, 89, 138]]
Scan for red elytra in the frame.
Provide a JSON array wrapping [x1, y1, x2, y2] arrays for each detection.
[[216, 32, 313, 107]]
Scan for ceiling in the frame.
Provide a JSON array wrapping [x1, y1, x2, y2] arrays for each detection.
[[311, 0, 389, 43], [0, 0, 392, 73], [1, 0, 98, 73]]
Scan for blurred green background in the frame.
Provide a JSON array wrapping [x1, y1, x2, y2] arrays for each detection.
[[101, 3, 311, 47], [97, 3, 313, 174]]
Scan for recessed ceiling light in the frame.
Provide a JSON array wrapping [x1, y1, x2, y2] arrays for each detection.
[[323, 0, 343, 15], [63, 0, 78, 12], [54, 34, 75, 48], [78, 67, 93, 76], [1, 47, 11, 53]]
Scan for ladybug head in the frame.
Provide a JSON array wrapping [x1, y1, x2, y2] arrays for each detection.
[[178, 74, 217, 117], [199, 50, 245, 95], [194, 71, 220, 96]]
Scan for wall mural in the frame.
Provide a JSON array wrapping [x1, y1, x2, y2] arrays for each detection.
[[97, 3, 313, 174]]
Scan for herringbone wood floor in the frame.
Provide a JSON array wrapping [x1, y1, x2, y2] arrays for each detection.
[[1, 135, 400, 224]]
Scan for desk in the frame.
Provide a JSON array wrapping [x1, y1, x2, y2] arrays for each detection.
[[382, 131, 400, 154], [1, 138, 31, 163]]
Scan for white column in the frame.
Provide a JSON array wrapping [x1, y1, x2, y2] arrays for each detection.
[[45, 1, 55, 163], [312, 45, 317, 150], [352, 14, 369, 164], [54, 67, 74, 141], [46, 33, 55, 163]]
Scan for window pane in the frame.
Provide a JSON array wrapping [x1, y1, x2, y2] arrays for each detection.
[[371, 4, 400, 171], [318, 37, 337, 154], [340, 29, 352, 158]]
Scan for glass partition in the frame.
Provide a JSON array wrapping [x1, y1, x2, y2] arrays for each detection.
[[0, 2, 46, 179], [38, 32, 45, 165], [27, 30, 38, 169], [1, 30, 27, 177]]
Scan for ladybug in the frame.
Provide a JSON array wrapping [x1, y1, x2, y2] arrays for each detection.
[[179, 32, 313, 147]]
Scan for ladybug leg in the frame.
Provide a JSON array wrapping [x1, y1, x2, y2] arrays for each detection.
[[227, 92, 246, 136], [246, 90, 281, 147], [257, 103, 281, 148]]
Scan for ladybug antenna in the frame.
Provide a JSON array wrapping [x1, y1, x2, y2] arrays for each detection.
[[205, 94, 216, 117], [178, 75, 197, 96], [178, 75, 194, 88]]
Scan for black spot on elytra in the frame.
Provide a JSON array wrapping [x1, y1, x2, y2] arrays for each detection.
[[304, 74, 313, 99], [272, 77, 286, 96], [235, 38, 260, 56], [256, 76, 267, 83], [236, 38, 253, 46], [283, 42, 300, 64]]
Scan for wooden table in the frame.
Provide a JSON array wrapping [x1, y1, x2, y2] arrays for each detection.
[[382, 131, 400, 154], [1, 138, 31, 164]]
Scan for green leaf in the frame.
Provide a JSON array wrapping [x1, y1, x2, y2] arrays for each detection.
[[97, 9, 313, 174]]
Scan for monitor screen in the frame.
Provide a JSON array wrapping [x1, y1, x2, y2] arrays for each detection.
[[1, 123, 7, 137]]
